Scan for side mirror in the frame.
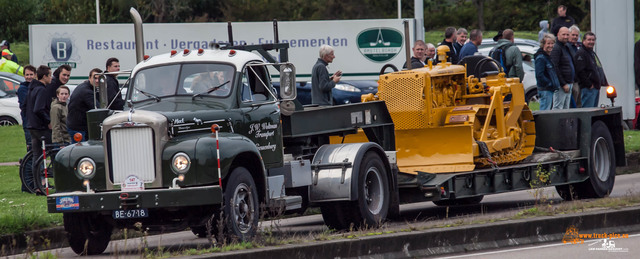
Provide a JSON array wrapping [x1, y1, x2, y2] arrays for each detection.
[[279, 63, 296, 100]]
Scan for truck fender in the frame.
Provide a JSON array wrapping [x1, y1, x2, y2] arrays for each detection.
[[191, 133, 266, 180], [309, 143, 391, 203]]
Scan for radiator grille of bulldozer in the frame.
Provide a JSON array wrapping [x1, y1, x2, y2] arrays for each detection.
[[378, 74, 430, 130], [108, 127, 156, 184]]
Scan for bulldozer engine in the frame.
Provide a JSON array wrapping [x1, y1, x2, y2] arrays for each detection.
[[341, 56, 535, 174]]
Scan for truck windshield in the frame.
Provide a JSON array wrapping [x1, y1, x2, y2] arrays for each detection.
[[130, 63, 235, 102]]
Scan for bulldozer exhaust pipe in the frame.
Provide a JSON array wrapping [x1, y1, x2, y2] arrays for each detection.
[[130, 7, 145, 64], [403, 20, 411, 70]]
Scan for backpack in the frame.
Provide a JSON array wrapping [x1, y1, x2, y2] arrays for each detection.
[[489, 43, 514, 74]]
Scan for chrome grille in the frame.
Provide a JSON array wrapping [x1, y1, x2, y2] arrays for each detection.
[[109, 127, 155, 184]]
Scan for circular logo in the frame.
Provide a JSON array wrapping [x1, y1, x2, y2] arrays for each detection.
[[50, 38, 73, 61], [356, 28, 403, 62]]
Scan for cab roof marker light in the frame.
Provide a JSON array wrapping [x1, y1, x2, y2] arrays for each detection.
[[229, 49, 236, 57], [183, 49, 190, 55], [197, 48, 204, 55], [143, 55, 150, 61], [170, 50, 177, 56]]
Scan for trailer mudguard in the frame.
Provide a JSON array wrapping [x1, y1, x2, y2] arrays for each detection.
[[309, 142, 391, 202]]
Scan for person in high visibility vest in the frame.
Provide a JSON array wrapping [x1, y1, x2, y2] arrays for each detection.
[[0, 40, 18, 63], [0, 50, 24, 76]]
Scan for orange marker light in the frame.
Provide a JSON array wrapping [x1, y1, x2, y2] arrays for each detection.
[[73, 133, 83, 143], [606, 85, 617, 98]]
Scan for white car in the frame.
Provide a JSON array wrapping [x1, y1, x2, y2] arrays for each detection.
[[476, 43, 540, 104], [0, 89, 21, 126]]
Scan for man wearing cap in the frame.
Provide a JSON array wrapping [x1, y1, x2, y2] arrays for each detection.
[[0, 40, 18, 63]]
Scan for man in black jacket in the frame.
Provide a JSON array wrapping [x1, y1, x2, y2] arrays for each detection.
[[25, 65, 52, 191], [550, 27, 575, 110], [551, 5, 576, 36], [574, 32, 608, 108], [437, 27, 459, 64], [67, 68, 102, 142], [105, 57, 125, 110], [403, 40, 427, 69]]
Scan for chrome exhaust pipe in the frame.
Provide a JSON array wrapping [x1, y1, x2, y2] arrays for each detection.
[[130, 7, 145, 64]]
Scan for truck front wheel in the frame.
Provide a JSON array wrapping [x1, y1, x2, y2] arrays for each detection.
[[63, 212, 112, 255], [221, 167, 259, 241]]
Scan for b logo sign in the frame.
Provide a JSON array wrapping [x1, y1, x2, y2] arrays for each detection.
[[356, 28, 403, 62], [50, 38, 73, 61]]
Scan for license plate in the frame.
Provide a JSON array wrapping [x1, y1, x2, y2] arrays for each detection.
[[112, 209, 149, 219]]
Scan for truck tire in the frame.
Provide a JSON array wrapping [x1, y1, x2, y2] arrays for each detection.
[[433, 195, 484, 206], [320, 202, 352, 230], [221, 167, 259, 241], [63, 212, 112, 255], [580, 120, 616, 198], [347, 151, 390, 228]]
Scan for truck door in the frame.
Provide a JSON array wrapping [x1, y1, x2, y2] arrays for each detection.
[[238, 63, 283, 168]]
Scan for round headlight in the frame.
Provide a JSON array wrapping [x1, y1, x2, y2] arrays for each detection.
[[76, 158, 96, 179], [171, 152, 191, 174]]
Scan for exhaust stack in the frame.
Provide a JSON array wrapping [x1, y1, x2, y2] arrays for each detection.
[[130, 7, 145, 64]]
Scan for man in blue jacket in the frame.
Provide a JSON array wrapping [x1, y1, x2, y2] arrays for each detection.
[[574, 32, 608, 108]]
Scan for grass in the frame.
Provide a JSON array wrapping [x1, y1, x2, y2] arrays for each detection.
[[0, 166, 62, 235], [0, 125, 28, 163], [624, 130, 640, 152]]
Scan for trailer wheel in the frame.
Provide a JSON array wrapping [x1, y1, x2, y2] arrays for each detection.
[[580, 120, 616, 198], [64, 213, 112, 255], [221, 167, 259, 241], [433, 195, 484, 206], [349, 151, 390, 228]]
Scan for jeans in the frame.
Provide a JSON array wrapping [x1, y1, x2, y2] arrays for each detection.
[[552, 84, 572, 110], [581, 87, 600, 108], [538, 90, 554, 110], [23, 128, 32, 151], [67, 129, 87, 144]]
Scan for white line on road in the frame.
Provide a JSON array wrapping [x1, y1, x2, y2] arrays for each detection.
[[439, 233, 640, 258]]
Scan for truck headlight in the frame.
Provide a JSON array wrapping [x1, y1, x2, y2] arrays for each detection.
[[171, 152, 191, 175], [335, 83, 361, 92], [76, 158, 96, 179]]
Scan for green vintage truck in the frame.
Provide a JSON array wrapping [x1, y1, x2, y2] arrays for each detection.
[[45, 9, 624, 256]]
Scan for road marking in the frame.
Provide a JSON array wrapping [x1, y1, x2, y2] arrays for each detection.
[[440, 233, 640, 258]]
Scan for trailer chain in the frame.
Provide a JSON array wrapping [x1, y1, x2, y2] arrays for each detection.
[[534, 146, 572, 162], [476, 141, 498, 170]]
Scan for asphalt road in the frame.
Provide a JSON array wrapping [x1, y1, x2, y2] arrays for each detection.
[[442, 233, 640, 258], [10, 173, 640, 258]]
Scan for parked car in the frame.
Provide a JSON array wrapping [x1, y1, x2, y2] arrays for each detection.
[[0, 89, 21, 126], [0, 72, 23, 96], [476, 41, 540, 104], [273, 80, 378, 105]]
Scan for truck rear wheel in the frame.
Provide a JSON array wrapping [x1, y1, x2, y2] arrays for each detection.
[[557, 121, 616, 200], [581, 121, 616, 198], [320, 151, 390, 230], [63, 213, 112, 255], [221, 167, 259, 241]]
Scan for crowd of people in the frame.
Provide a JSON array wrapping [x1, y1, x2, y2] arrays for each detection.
[[310, 5, 611, 111], [9, 51, 125, 194]]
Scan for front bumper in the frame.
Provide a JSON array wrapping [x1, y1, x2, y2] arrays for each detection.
[[47, 185, 223, 213]]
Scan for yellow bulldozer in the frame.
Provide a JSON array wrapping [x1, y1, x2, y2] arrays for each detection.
[[338, 45, 536, 175]]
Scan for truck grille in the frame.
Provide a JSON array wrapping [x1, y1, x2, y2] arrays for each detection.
[[109, 127, 156, 184]]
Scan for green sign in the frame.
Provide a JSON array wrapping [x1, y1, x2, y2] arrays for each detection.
[[356, 28, 403, 62]]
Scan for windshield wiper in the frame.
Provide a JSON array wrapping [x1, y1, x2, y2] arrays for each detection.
[[192, 80, 230, 100], [134, 87, 161, 102]]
